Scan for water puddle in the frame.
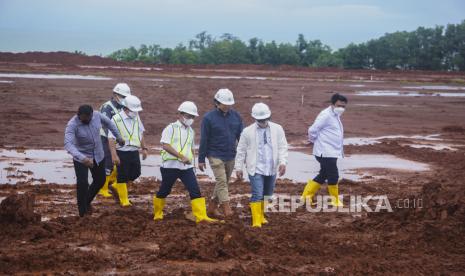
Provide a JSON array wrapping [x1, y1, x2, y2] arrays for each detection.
[[344, 134, 459, 151], [78, 65, 163, 71], [355, 90, 465, 97], [194, 75, 266, 80], [0, 80, 14, 83], [403, 85, 465, 91], [284, 152, 428, 182], [0, 73, 112, 80], [0, 149, 430, 185]]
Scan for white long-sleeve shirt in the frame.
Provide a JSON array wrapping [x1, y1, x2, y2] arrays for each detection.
[[308, 106, 344, 158], [255, 126, 274, 176], [235, 121, 288, 176]]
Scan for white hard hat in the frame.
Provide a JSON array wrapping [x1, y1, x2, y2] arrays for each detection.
[[122, 95, 143, 112], [113, 83, 131, 97], [214, 88, 235, 105], [178, 101, 199, 116], [251, 102, 271, 120]]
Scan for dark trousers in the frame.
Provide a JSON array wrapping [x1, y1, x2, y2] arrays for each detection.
[[314, 156, 339, 185], [73, 159, 106, 217], [101, 136, 114, 176], [157, 167, 201, 199], [116, 150, 141, 183]]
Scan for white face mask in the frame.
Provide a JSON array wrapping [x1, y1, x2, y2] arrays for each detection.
[[333, 107, 345, 116], [182, 117, 194, 126], [115, 95, 124, 105], [128, 111, 138, 118], [256, 120, 269, 128]]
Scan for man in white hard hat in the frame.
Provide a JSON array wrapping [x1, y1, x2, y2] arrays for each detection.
[[64, 105, 124, 217], [152, 101, 217, 223], [301, 93, 348, 207], [98, 83, 131, 198], [108, 95, 148, 207], [198, 88, 243, 218], [235, 103, 288, 227]]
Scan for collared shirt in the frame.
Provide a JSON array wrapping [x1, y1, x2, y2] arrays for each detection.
[[100, 99, 123, 136], [160, 120, 195, 170], [308, 106, 344, 158], [255, 125, 274, 176], [64, 111, 122, 164], [199, 108, 243, 163], [108, 110, 145, 152]]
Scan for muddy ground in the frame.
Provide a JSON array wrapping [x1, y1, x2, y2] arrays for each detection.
[[0, 53, 465, 275]]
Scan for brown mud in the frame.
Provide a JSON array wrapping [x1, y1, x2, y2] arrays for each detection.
[[0, 52, 465, 274]]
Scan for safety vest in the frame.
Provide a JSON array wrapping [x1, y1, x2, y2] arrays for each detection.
[[113, 113, 141, 148], [161, 123, 194, 162], [100, 101, 120, 137]]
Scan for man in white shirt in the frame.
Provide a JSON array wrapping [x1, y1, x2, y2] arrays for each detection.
[[235, 103, 288, 227], [301, 93, 348, 207], [152, 101, 217, 223], [108, 95, 148, 207]]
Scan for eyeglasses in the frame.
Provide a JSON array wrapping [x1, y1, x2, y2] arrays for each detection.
[[181, 113, 195, 119]]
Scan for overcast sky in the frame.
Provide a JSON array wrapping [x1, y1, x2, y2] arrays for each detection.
[[0, 0, 464, 55]]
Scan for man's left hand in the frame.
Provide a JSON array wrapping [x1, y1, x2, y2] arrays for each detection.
[[141, 148, 148, 160], [278, 164, 286, 177]]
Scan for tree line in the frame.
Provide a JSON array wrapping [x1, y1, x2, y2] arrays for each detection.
[[107, 20, 465, 71]]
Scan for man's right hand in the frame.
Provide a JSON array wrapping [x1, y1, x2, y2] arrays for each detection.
[[83, 158, 94, 168], [112, 155, 120, 166], [179, 154, 191, 165], [198, 163, 206, 172]]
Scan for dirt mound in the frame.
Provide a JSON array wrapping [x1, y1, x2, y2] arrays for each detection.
[[0, 51, 124, 66], [442, 125, 465, 133], [0, 193, 40, 224]]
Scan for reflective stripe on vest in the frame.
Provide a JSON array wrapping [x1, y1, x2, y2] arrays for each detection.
[[113, 113, 141, 147], [100, 101, 120, 137], [161, 123, 193, 162]]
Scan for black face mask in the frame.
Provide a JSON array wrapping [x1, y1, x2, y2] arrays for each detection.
[[78, 114, 92, 125]]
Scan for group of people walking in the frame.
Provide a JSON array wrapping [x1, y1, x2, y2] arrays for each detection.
[[65, 83, 348, 227]]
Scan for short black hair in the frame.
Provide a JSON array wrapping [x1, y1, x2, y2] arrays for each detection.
[[331, 93, 348, 104], [77, 105, 93, 116]]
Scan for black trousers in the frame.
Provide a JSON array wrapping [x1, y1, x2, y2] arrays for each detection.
[[157, 167, 201, 199], [73, 159, 106, 217], [116, 150, 141, 183], [101, 136, 114, 176], [313, 156, 339, 185]]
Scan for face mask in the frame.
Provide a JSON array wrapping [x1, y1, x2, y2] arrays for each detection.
[[183, 117, 194, 126], [79, 114, 92, 124], [128, 111, 138, 118], [115, 95, 123, 105], [333, 107, 345, 116], [256, 119, 269, 128]]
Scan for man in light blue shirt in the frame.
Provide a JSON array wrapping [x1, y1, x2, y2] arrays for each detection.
[[64, 104, 124, 217], [301, 93, 348, 208]]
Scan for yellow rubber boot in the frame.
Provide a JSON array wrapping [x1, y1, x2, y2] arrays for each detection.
[[98, 176, 113, 198], [250, 202, 262, 228], [261, 201, 268, 224], [153, 196, 165, 220], [191, 198, 218, 223], [328, 184, 343, 207], [301, 180, 321, 204], [111, 183, 132, 207], [109, 165, 117, 184]]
